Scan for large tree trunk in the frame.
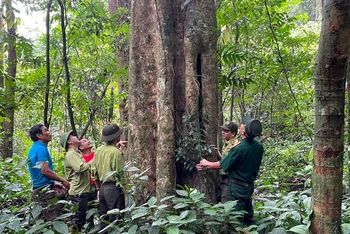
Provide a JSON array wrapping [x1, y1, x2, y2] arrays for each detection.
[[311, 1, 350, 233], [128, 0, 175, 203], [179, 0, 219, 202], [128, 0, 218, 203], [1, 0, 16, 159]]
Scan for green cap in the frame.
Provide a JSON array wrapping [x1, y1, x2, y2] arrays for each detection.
[[242, 116, 262, 139], [60, 131, 73, 151]]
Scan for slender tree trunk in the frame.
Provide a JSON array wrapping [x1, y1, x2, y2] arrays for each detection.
[[57, 0, 76, 135], [311, 1, 350, 233], [347, 61, 350, 195], [1, 0, 16, 159], [108, 0, 130, 140], [0, 2, 3, 91], [44, 0, 53, 128]]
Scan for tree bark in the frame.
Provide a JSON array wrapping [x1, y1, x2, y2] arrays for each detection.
[[180, 0, 219, 202], [108, 0, 130, 140], [44, 0, 54, 128], [129, 0, 218, 203], [57, 0, 77, 135], [1, 0, 17, 159], [311, 1, 350, 233]]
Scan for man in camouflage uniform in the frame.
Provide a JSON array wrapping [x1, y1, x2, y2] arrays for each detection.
[[218, 121, 239, 203]]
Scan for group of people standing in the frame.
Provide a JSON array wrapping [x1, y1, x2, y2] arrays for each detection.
[[27, 116, 263, 232], [27, 123, 126, 233]]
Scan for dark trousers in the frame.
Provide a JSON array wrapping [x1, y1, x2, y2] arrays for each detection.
[[32, 185, 64, 221], [228, 182, 255, 226], [99, 182, 125, 232], [220, 175, 229, 203], [69, 192, 93, 230]]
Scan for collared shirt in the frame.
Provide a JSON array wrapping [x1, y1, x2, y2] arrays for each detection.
[[27, 141, 55, 188], [91, 145, 124, 183], [220, 137, 240, 175], [82, 152, 96, 187], [64, 149, 91, 195], [220, 138, 264, 184]]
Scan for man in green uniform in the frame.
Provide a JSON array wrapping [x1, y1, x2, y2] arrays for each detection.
[[60, 132, 92, 233], [91, 123, 126, 233], [197, 117, 263, 225], [219, 121, 239, 203]]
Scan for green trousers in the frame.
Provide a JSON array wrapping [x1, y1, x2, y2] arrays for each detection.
[[228, 182, 255, 226]]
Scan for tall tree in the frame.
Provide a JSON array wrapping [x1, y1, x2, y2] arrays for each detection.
[[128, 0, 218, 202], [44, 0, 54, 128], [311, 0, 350, 233], [1, 0, 17, 159], [108, 0, 130, 140], [57, 0, 77, 135]]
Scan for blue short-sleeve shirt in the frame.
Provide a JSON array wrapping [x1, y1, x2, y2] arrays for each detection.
[[27, 141, 55, 188]]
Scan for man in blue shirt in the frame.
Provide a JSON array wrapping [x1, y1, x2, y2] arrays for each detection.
[[27, 124, 70, 221]]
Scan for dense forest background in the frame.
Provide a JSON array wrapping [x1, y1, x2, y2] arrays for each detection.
[[1, 0, 350, 233]]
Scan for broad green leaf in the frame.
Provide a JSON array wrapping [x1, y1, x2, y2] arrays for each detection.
[[176, 190, 188, 197], [42, 230, 55, 234], [52, 221, 69, 234], [160, 195, 175, 202], [189, 191, 205, 201], [289, 225, 308, 234], [148, 197, 157, 207], [131, 211, 149, 220], [31, 205, 42, 219], [173, 203, 188, 209], [152, 218, 168, 226], [166, 226, 179, 234], [128, 225, 138, 234], [342, 223, 350, 234]]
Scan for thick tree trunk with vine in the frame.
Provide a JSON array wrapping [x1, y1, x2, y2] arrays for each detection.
[[108, 0, 130, 141], [1, 0, 16, 159], [128, 0, 218, 203], [179, 0, 219, 202], [311, 1, 350, 233]]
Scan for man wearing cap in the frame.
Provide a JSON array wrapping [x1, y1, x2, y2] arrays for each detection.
[[60, 132, 92, 233], [196, 116, 263, 226], [91, 123, 126, 232], [27, 124, 70, 221], [219, 121, 239, 203]]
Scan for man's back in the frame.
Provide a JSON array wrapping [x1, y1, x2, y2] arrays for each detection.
[[92, 145, 124, 183], [221, 138, 263, 184]]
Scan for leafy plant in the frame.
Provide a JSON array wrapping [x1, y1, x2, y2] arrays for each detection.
[[176, 113, 214, 172], [102, 185, 250, 234]]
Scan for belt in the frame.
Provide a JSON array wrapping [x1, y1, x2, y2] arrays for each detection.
[[102, 181, 116, 184], [33, 184, 54, 190], [228, 178, 249, 187]]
